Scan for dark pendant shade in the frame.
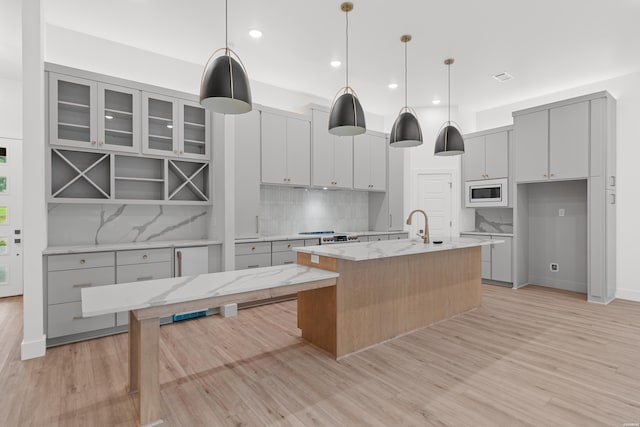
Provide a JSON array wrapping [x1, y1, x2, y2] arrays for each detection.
[[390, 111, 423, 147], [200, 54, 252, 114], [329, 92, 366, 136], [434, 124, 465, 156]]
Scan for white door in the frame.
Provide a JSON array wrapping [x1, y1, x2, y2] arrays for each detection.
[[0, 139, 23, 298], [414, 172, 452, 240]]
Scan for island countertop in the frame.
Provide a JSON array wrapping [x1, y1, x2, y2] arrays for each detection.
[[293, 237, 498, 261]]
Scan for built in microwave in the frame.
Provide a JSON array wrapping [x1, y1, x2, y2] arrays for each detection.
[[465, 178, 509, 207]]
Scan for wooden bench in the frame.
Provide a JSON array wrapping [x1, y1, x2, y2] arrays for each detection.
[[81, 264, 339, 426]]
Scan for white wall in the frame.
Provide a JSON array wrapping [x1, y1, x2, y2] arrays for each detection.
[[475, 71, 640, 302], [0, 77, 22, 139]]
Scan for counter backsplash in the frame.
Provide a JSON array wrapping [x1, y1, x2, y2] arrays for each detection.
[[475, 208, 514, 234], [260, 186, 369, 236], [48, 204, 210, 246]]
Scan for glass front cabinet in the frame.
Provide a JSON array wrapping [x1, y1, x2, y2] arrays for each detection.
[[49, 73, 140, 153]]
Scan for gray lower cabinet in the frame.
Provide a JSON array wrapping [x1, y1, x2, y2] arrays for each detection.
[[388, 233, 409, 240], [235, 242, 272, 270], [368, 234, 390, 241], [461, 233, 513, 284], [46, 252, 116, 341], [271, 239, 304, 266]]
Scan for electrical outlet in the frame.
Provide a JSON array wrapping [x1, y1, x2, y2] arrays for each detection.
[[550, 263, 559, 272], [559, 209, 565, 217]]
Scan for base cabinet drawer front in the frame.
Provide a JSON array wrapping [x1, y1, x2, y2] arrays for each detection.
[[48, 302, 115, 339], [116, 261, 172, 284], [358, 236, 369, 242], [235, 253, 271, 270], [304, 239, 320, 246], [117, 248, 172, 266], [271, 251, 297, 266], [369, 235, 389, 241], [48, 266, 115, 305], [272, 239, 305, 253], [48, 252, 114, 272], [235, 241, 271, 256], [389, 233, 409, 240]]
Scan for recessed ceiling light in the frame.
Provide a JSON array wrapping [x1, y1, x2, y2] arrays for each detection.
[[105, 114, 114, 120], [388, 83, 398, 89], [249, 29, 263, 39], [432, 99, 441, 105], [492, 72, 514, 82], [166, 124, 173, 129], [330, 60, 342, 68], [323, 187, 328, 190]]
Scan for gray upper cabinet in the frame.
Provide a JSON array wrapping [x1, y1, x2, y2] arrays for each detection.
[[234, 110, 262, 238], [549, 101, 589, 180], [354, 132, 387, 191], [369, 142, 404, 231], [50, 73, 141, 153], [311, 109, 353, 189], [178, 100, 211, 160], [462, 129, 509, 181], [261, 110, 311, 186], [514, 110, 549, 183], [514, 100, 589, 183]]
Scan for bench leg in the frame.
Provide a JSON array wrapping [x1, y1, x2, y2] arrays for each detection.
[[129, 312, 162, 425]]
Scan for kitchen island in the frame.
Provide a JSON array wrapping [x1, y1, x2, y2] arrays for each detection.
[[294, 237, 494, 358]]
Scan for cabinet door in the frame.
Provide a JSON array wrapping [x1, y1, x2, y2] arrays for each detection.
[[388, 145, 404, 230], [481, 243, 491, 280], [463, 136, 486, 181], [179, 100, 210, 160], [97, 83, 140, 153], [49, 73, 97, 149], [353, 133, 371, 190], [549, 101, 589, 180], [311, 109, 335, 188], [142, 92, 179, 157], [491, 236, 512, 283], [286, 117, 311, 186], [261, 112, 288, 184], [333, 136, 354, 189], [484, 131, 509, 179], [369, 134, 388, 191], [234, 110, 261, 238], [515, 110, 548, 183]]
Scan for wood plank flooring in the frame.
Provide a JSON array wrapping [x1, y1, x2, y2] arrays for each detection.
[[1, 285, 639, 426]]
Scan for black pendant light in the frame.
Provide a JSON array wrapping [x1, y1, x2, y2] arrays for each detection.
[[390, 35, 423, 148], [328, 2, 366, 136], [434, 58, 465, 156], [199, 0, 252, 114]]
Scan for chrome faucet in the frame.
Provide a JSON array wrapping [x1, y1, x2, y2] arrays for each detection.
[[406, 209, 430, 244]]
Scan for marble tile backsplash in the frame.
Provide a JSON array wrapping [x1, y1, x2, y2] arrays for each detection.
[[48, 204, 210, 246], [475, 208, 513, 233], [260, 186, 369, 235]]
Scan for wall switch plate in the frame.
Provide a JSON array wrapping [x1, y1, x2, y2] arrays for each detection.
[[311, 254, 320, 264], [558, 209, 565, 217], [550, 263, 559, 272]]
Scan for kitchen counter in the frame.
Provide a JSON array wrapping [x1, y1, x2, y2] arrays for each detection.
[[460, 231, 514, 237], [43, 239, 223, 255], [235, 230, 408, 244], [294, 237, 495, 261]]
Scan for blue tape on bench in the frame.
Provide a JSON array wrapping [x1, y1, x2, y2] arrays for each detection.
[[172, 310, 207, 322]]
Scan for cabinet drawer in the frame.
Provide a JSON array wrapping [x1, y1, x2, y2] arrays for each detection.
[[48, 252, 114, 272], [304, 239, 320, 246], [48, 266, 115, 305], [369, 235, 389, 241], [48, 301, 115, 339], [235, 241, 271, 255], [389, 233, 409, 240], [271, 251, 297, 266], [235, 253, 271, 270], [272, 239, 305, 253], [117, 262, 172, 283], [117, 248, 172, 266]]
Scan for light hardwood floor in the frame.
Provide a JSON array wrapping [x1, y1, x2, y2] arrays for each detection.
[[1, 285, 639, 426]]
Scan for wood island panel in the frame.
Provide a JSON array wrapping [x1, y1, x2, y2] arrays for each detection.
[[297, 247, 481, 358]]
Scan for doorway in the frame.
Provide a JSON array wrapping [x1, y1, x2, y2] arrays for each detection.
[[0, 138, 23, 298], [412, 171, 453, 240]]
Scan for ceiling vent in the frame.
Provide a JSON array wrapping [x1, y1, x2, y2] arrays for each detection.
[[492, 72, 514, 82]]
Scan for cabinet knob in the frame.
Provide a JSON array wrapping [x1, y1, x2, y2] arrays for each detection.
[[179, 150, 183, 154], [543, 174, 548, 177], [550, 173, 555, 177], [91, 141, 96, 145], [80, 259, 86, 264], [143, 254, 148, 260], [174, 150, 178, 154], [99, 141, 104, 146], [251, 246, 256, 251], [287, 244, 292, 248]]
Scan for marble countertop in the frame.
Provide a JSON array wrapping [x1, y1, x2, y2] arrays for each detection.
[[81, 264, 339, 317], [235, 230, 409, 244], [44, 239, 223, 255], [293, 237, 496, 262], [460, 231, 514, 237]]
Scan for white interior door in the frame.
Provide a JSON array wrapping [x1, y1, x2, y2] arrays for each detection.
[[0, 138, 23, 298], [414, 172, 452, 240]]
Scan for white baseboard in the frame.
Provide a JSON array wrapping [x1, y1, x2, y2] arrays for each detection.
[[615, 288, 640, 302], [21, 334, 46, 360], [528, 276, 587, 293]]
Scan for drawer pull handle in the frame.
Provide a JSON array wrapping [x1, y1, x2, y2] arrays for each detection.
[[248, 265, 259, 269], [287, 244, 292, 248], [284, 261, 294, 265], [137, 276, 153, 281], [80, 259, 86, 264], [142, 255, 149, 260], [72, 283, 92, 289], [72, 316, 83, 321], [251, 246, 256, 251]]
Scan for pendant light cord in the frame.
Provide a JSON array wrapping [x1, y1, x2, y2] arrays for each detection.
[[448, 61, 451, 124], [345, 9, 349, 88], [225, 0, 229, 54], [404, 41, 408, 108]]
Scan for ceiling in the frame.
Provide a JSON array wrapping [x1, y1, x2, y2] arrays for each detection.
[[30, 1, 640, 115]]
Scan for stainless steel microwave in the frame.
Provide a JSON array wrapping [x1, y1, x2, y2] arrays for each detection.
[[465, 178, 509, 207]]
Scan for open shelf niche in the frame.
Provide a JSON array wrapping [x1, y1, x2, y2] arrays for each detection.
[[114, 155, 164, 200]]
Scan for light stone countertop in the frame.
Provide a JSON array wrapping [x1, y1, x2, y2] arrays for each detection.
[[81, 264, 339, 318], [44, 239, 223, 255], [460, 231, 515, 237], [293, 237, 497, 262]]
